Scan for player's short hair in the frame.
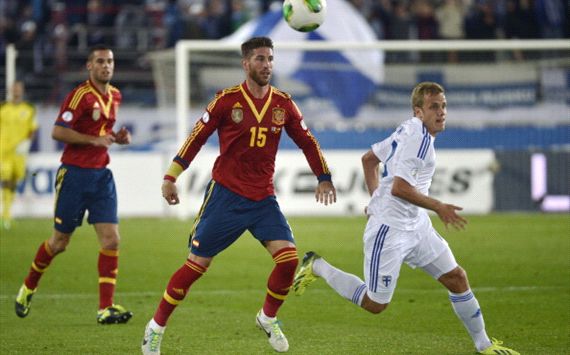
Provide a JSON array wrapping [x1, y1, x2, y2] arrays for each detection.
[[411, 82, 445, 110], [241, 37, 274, 59], [87, 44, 113, 62]]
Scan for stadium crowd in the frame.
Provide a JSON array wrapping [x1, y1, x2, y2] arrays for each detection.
[[0, 0, 567, 102]]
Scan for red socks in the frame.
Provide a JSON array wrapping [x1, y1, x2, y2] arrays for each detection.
[[24, 241, 55, 290], [98, 249, 119, 310], [153, 259, 207, 326], [263, 247, 299, 317]]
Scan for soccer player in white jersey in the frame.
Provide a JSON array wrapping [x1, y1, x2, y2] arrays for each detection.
[[293, 82, 519, 355]]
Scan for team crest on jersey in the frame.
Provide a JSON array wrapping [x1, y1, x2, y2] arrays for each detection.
[[231, 108, 243, 123], [61, 111, 73, 122], [271, 127, 281, 134], [271, 108, 286, 126], [201, 111, 210, 123], [381, 275, 392, 287], [92, 102, 101, 121]]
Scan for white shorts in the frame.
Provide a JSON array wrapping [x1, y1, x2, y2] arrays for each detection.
[[363, 213, 457, 304]]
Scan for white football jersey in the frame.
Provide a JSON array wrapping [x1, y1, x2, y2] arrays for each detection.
[[367, 117, 436, 230]]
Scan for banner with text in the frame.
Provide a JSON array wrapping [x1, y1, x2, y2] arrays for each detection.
[[11, 150, 495, 218]]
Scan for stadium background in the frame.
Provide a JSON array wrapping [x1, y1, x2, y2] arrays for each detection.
[[2, 0, 568, 218], [0, 1, 569, 354]]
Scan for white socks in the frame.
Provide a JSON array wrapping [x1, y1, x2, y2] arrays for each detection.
[[313, 258, 367, 306], [449, 289, 491, 351]]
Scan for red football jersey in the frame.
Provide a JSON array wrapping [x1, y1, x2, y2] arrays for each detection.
[[172, 82, 331, 201], [54, 80, 121, 168]]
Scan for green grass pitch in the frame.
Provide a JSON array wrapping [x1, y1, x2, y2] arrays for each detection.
[[0, 214, 568, 354]]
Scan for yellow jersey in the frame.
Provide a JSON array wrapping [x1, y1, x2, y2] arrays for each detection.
[[0, 101, 37, 155]]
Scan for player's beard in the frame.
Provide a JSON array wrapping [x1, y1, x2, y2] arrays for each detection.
[[95, 70, 113, 85], [250, 70, 271, 87]]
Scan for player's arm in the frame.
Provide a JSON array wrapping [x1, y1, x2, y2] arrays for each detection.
[[391, 176, 467, 230], [362, 150, 381, 196], [285, 100, 336, 205], [52, 125, 115, 147], [162, 111, 218, 205]]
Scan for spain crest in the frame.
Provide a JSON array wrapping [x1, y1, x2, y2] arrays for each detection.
[[272, 108, 285, 126], [231, 108, 243, 124], [92, 102, 101, 121]]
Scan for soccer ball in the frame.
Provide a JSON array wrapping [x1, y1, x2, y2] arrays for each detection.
[[283, 0, 327, 32]]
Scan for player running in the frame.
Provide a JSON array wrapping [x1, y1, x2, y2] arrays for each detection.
[[15, 45, 133, 325], [293, 82, 519, 355]]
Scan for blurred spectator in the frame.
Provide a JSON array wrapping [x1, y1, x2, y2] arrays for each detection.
[[413, 0, 438, 40], [198, 0, 231, 39], [436, 0, 465, 62], [230, 0, 251, 33], [16, 21, 39, 76], [115, 4, 146, 49], [381, 0, 416, 62], [464, 0, 498, 61], [534, 0, 565, 38], [436, 0, 464, 39], [164, 0, 184, 47], [504, 0, 539, 60], [413, 0, 440, 62]]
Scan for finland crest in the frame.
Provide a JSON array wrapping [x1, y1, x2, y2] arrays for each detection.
[[381, 275, 392, 287]]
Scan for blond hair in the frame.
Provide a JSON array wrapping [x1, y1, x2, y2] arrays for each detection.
[[411, 82, 445, 112]]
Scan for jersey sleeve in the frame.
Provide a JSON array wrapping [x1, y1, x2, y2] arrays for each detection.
[[164, 105, 220, 181], [371, 133, 395, 162], [393, 130, 429, 187], [54, 90, 85, 129], [283, 99, 331, 182]]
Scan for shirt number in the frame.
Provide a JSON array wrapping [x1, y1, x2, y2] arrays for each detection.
[[249, 127, 267, 148]]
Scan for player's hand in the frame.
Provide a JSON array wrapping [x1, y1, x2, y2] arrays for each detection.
[[91, 134, 116, 147], [315, 181, 337, 206], [162, 180, 180, 205], [114, 126, 132, 145], [436, 203, 467, 231]]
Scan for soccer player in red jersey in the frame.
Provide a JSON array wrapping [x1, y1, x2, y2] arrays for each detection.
[[15, 45, 133, 324], [142, 37, 337, 354]]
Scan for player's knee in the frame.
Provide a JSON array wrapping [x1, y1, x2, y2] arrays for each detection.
[[272, 247, 299, 276], [280, 256, 299, 275], [361, 294, 389, 314], [441, 266, 469, 292], [101, 236, 119, 250], [49, 234, 71, 254]]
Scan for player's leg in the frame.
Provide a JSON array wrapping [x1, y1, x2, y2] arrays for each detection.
[[143, 181, 244, 354], [92, 223, 133, 324], [0, 156, 16, 229], [294, 252, 373, 308], [16, 165, 78, 318], [419, 223, 518, 354], [15, 230, 72, 317], [248, 196, 297, 352], [435, 259, 519, 354], [86, 168, 132, 324], [142, 252, 210, 354], [295, 220, 399, 315]]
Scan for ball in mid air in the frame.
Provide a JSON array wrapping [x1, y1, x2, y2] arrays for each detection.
[[283, 0, 327, 32]]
